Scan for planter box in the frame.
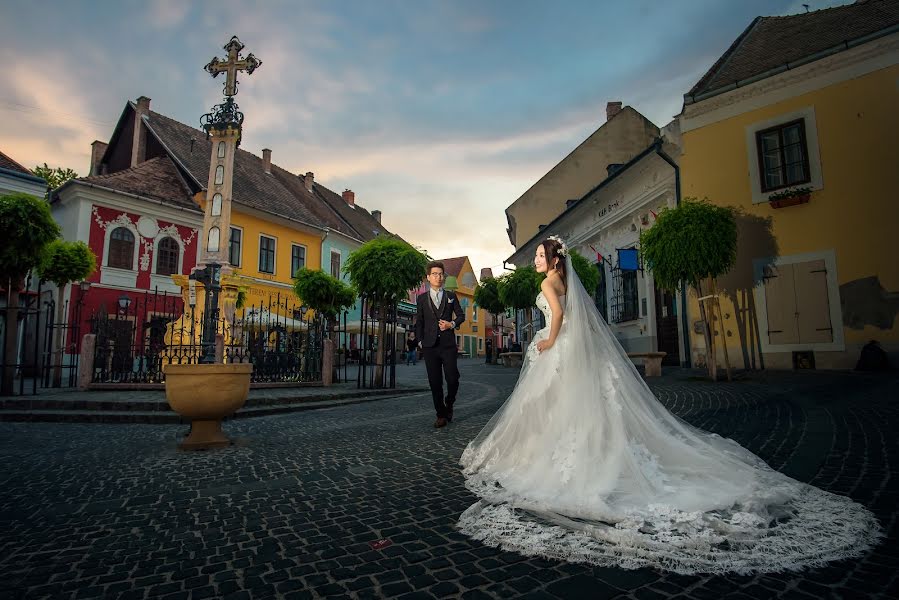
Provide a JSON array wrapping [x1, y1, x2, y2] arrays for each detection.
[[769, 193, 810, 209]]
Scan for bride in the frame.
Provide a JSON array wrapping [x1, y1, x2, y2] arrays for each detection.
[[459, 236, 880, 574]]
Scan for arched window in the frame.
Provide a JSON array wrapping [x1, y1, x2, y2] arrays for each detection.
[[156, 237, 179, 276], [207, 226, 220, 252], [211, 193, 222, 216], [215, 165, 224, 185], [217, 141, 226, 158], [108, 227, 135, 269]]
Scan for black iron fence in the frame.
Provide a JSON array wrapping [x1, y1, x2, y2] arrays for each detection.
[[0, 277, 85, 396], [90, 290, 325, 385], [355, 295, 401, 389]]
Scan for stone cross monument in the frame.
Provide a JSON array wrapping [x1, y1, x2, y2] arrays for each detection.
[[191, 35, 262, 363], [198, 35, 262, 268]]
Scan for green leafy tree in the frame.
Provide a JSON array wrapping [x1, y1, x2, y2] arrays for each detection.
[[499, 266, 542, 343], [474, 276, 507, 363], [37, 240, 97, 387], [569, 249, 599, 295], [639, 198, 738, 380], [293, 268, 356, 383], [293, 268, 356, 323], [0, 193, 61, 395], [344, 236, 428, 386], [32, 164, 78, 198]]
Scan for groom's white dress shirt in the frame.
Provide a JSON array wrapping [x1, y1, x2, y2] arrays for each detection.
[[429, 287, 443, 307]]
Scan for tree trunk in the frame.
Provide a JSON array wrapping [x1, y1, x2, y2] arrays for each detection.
[[2, 282, 22, 396], [52, 284, 66, 387], [374, 303, 387, 387], [327, 316, 339, 383]]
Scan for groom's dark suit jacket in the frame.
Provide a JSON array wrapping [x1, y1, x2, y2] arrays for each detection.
[[415, 289, 466, 349]]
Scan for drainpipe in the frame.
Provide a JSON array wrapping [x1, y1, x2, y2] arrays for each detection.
[[654, 140, 692, 369]]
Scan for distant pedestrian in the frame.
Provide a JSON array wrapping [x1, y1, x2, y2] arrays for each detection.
[[406, 332, 418, 366]]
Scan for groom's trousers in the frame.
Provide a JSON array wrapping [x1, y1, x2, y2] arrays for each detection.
[[422, 344, 460, 419]]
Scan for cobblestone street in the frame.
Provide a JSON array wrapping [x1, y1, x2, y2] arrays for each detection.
[[1, 362, 896, 599]]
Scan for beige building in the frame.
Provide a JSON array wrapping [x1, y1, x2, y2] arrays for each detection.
[[504, 103, 659, 249]]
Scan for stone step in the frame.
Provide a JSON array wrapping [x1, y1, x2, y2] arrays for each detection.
[[0, 388, 428, 413], [0, 390, 425, 424]]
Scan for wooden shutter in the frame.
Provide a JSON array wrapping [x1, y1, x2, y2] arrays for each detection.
[[794, 259, 833, 343], [763, 264, 800, 345]]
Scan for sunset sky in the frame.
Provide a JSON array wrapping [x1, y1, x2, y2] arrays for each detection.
[[0, 0, 846, 275]]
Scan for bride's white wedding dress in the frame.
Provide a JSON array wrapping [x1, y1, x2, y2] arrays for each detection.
[[459, 256, 880, 574]]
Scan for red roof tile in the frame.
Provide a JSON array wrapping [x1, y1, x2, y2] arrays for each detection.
[[76, 155, 200, 212], [0, 150, 33, 175], [687, 0, 899, 100]]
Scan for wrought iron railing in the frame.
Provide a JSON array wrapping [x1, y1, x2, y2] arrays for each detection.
[[90, 290, 324, 384]]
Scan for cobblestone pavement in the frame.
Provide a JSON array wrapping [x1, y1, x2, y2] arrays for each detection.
[[1, 362, 896, 599]]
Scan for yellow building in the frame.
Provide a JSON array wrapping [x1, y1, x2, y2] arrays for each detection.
[[441, 257, 487, 357], [679, 2, 899, 370], [142, 110, 369, 308]]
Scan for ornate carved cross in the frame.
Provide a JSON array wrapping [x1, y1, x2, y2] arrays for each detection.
[[204, 36, 262, 97]]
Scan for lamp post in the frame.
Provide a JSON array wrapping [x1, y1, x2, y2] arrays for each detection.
[[117, 293, 132, 314], [189, 263, 222, 364]]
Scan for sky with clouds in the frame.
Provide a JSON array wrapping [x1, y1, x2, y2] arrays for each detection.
[[0, 0, 847, 277]]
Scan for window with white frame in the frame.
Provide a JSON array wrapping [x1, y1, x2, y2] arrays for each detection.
[[330, 250, 341, 278], [108, 227, 135, 269], [292, 244, 306, 277], [755, 119, 811, 192], [259, 235, 276, 274], [746, 106, 823, 203], [155, 237, 180, 276], [229, 227, 242, 267]]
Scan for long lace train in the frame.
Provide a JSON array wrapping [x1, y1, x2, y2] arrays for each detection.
[[458, 257, 881, 574]]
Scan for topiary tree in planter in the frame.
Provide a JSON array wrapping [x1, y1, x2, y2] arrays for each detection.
[[36, 239, 97, 387], [344, 236, 428, 386], [499, 266, 542, 346], [639, 198, 737, 381], [474, 276, 507, 363], [0, 193, 61, 395]]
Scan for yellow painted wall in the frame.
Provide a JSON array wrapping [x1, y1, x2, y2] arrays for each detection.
[[681, 64, 899, 369], [195, 193, 324, 309], [449, 257, 488, 357]]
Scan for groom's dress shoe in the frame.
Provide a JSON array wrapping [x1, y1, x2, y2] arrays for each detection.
[[434, 417, 448, 428]]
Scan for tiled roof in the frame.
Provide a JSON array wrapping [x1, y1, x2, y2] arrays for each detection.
[[312, 185, 391, 242], [480, 268, 494, 280], [76, 155, 200, 212], [0, 150, 33, 175], [687, 0, 899, 100], [439, 257, 467, 278], [144, 110, 362, 240]]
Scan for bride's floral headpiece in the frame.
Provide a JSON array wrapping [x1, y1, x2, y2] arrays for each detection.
[[547, 235, 568, 257]]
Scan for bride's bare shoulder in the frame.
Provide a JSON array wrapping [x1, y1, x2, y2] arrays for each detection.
[[541, 272, 566, 297]]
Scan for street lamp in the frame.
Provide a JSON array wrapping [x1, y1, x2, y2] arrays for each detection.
[[118, 294, 132, 313], [79, 281, 92, 293]]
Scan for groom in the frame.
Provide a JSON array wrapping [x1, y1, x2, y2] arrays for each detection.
[[415, 261, 465, 428]]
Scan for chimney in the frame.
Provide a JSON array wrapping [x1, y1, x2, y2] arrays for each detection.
[[371, 209, 381, 223], [304, 171, 314, 191], [262, 148, 272, 174], [342, 189, 355, 207], [606, 101, 623, 121], [131, 96, 151, 167], [90, 140, 108, 176]]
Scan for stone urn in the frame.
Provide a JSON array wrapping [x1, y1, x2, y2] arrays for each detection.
[[163, 363, 253, 450]]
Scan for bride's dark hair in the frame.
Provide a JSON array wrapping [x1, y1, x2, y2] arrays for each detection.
[[541, 238, 568, 288]]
